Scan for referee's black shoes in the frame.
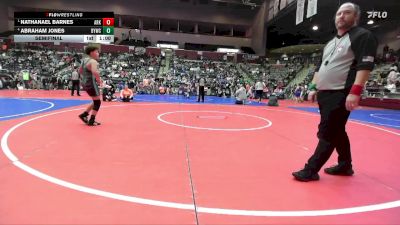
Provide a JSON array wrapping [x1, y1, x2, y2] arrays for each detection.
[[324, 165, 354, 176], [292, 169, 320, 182]]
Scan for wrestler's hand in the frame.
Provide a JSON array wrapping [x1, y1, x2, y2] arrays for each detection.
[[345, 94, 360, 111]]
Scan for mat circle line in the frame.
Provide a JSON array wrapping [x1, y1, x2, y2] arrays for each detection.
[[0, 98, 55, 119], [370, 113, 400, 122], [157, 110, 272, 131]]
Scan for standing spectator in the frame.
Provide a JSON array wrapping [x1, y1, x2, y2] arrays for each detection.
[[383, 44, 389, 62], [294, 85, 303, 102], [255, 80, 265, 103], [21, 70, 30, 89]]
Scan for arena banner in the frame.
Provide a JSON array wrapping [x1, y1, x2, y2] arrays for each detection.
[[306, 0, 318, 18], [296, 0, 305, 25]]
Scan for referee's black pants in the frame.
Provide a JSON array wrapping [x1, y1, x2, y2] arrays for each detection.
[[71, 80, 80, 96], [198, 86, 205, 102], [306, 89, 352, 173]]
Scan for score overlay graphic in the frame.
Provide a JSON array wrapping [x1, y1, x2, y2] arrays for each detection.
[[14, 12, 114, 43]]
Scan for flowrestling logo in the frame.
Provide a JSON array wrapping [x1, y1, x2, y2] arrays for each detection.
[[367, 11, 388, 19]]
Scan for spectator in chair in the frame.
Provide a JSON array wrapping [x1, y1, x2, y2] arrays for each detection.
[[268, 93, 279, 106], [235, 84, 248, 105], [120, 84, 134, 102]]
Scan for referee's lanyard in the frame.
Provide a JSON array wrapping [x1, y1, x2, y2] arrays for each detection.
[[324, 36, 346, 66]]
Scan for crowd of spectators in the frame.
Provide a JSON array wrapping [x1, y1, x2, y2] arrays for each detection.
[[366, 63, 400, 97], [159, 56, 242, 97], [0, 45, 78, 90], [239, 62, 302, 99], [0, 44, 329, 103], [364, 45, 400, 97], [1, 43, 398, 101]]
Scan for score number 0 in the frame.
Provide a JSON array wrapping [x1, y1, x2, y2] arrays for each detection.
[[102, 18, 114, 26]]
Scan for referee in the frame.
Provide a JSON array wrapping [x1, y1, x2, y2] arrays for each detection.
[[71, 67, 80, 96], [292, 2, 378, 182], [197, 76, 205, 102]]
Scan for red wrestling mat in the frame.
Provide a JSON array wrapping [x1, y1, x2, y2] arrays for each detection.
[[0, 99, 399, 224]]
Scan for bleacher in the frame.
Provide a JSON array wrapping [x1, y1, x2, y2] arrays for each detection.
[[2, 43, 397, 103]]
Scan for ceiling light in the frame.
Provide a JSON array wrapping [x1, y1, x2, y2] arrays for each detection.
[[367, 20, 374, 25], [312, 25, 319, 31]]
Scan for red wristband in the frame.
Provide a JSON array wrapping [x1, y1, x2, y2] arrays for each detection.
[[350, 84, 363, 96]]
